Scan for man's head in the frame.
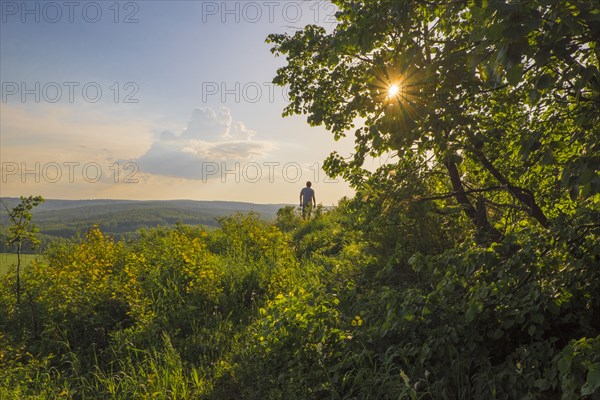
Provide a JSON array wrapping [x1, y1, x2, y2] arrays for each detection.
[[306, 181, 312, 187]]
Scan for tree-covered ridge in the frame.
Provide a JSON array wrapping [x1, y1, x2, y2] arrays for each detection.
[[0, 198, 286, 252]]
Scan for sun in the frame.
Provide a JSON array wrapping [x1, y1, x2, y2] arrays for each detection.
[[387, 84, 400, 98]]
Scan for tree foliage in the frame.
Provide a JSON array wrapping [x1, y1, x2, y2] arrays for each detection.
[[267, 0, 599, 240]]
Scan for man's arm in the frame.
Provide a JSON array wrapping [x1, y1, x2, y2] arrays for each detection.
[[299, 193, 303, 206], [313, 192, 316, 206]]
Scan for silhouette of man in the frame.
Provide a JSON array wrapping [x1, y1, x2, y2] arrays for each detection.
[[300, 181, 316, 220]]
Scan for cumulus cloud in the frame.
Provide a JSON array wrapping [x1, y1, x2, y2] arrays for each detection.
[[135, 107, 273, 180]]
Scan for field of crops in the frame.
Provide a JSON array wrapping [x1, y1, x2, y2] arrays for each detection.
[[0, 253, 37, 275]]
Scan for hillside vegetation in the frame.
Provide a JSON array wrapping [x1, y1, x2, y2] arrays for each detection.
[[0, 198, 598, 399]]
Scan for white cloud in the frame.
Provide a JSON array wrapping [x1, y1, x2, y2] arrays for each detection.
[[135, 107, 273, 180], [182, 107, 230, 140]]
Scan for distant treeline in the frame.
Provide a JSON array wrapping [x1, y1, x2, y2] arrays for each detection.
[[0, 200, 284, 253]]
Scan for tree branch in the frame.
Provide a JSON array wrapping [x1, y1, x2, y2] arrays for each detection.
[[445, 160, 503, 243], [416, 186, 505, 202], [474, 150, 549, 228]]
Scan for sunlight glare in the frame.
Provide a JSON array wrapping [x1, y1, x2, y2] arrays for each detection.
[[387, 84, 400, 98]]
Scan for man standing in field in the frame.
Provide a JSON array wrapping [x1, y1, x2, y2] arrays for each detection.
[[300, 181, 316, 220]]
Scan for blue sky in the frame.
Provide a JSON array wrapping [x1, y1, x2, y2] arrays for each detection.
[[0, 1, 354, 204]]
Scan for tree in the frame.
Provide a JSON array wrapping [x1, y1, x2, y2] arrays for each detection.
[[4, 195, 45, 305], [267, 0, 599, 242]]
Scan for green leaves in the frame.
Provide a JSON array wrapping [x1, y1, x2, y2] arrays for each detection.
[[556, 337, 600, 399], [506, 64, 524, 85], [465, 300, 484, 323], [582, 363, 600, 396], [535, 73, 555, 90]]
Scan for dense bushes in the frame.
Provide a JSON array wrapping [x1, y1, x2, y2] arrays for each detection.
[[1, 201, 599, 399], [0, 213, 295, 398]]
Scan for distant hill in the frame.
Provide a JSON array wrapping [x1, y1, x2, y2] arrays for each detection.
[[0, 198, 291, 249]]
